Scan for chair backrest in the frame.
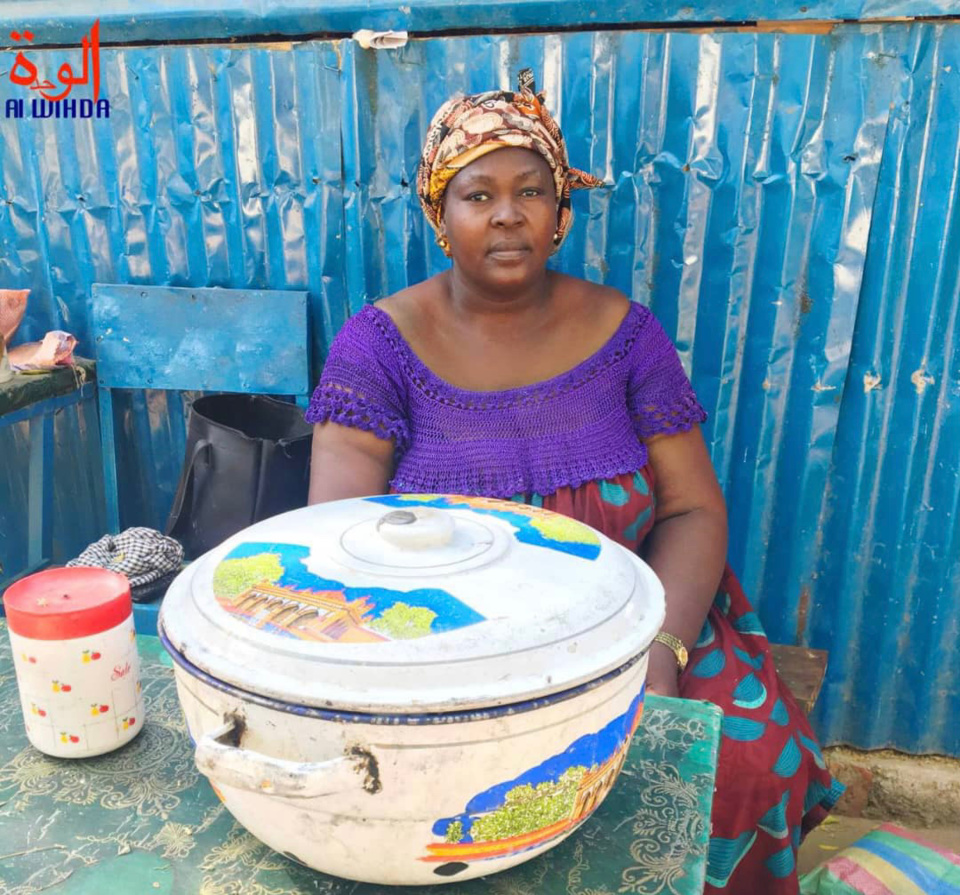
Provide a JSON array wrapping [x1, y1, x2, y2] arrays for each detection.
[[91, 284, 310, 533]]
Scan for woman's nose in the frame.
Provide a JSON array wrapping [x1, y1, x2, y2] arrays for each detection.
[[490, 198, 522, 226]]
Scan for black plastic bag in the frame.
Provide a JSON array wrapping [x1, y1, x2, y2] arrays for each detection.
[[166, 394, 312, 560]]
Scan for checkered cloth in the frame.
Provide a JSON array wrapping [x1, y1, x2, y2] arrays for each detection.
[[67, 527, 184, 588]]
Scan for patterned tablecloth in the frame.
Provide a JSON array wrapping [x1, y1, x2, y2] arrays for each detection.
[[0, 622, 721, 895]]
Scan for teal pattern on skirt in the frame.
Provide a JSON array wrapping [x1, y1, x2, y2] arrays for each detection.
[[520, 466, 844, 895]]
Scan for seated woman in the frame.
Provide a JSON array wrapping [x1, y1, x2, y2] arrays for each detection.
[[305, 77, 843, 894]]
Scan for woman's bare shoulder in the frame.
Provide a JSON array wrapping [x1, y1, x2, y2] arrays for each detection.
[[375, 276, 444, 331], [551, 272, 632, 332]]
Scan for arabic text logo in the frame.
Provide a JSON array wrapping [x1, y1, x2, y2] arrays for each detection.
[[5, 20, 109, 119]]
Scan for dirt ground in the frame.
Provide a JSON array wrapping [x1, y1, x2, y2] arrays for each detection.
[[798, 814, 960, 877]]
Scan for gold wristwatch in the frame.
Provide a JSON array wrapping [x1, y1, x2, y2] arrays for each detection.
[[653, 632, 688, 671]]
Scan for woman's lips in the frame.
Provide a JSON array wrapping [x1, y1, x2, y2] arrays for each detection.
[[487, 245, 530, 261]]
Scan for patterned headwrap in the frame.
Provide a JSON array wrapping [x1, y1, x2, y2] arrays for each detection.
[[416, 71, 604, 250]]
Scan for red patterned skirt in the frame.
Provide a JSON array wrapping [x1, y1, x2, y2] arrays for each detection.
[[526, 467, 843, 894]]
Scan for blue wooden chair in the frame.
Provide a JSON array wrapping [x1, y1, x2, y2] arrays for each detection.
[[91, 284, 311, 535]]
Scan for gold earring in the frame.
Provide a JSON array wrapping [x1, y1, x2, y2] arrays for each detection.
[[437, 234, 449, 252], [552, 230, 562, 245]]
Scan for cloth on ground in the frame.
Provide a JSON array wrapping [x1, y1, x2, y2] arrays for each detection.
[[799, 822, 960, 894]]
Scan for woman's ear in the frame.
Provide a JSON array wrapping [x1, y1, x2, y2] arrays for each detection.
[[435, 218, 451, 256]]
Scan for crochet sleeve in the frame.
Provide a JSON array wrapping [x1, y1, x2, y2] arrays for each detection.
[[627, 307, 707, 439], [304, 308, 410, 452]]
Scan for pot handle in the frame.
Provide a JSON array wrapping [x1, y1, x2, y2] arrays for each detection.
[[195, 717, 382, 799]]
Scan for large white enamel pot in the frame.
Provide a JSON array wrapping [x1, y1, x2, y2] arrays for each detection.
[[159, 494, 665, 886]]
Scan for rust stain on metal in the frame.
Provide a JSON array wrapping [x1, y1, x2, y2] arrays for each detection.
[[863, 372, 882, 393], [794, 280, 812, 338], [911, 362, 935, 395], [753, 20, 837, 35], [796, 586, 811, 644], [224, 711, 246, 747], [348, 745, 382, 794]]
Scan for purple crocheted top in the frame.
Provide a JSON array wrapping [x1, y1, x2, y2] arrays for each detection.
[[305, 302, 707, 497]]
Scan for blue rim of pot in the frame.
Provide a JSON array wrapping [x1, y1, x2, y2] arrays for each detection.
[[158, 621, 647, 727]]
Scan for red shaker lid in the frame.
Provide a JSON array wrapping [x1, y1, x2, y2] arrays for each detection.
[[2, 567, 132, 640]]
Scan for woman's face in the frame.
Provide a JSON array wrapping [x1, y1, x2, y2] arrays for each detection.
[[440, 147, 559, 291]]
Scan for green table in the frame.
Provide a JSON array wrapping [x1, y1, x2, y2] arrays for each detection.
[[0, 624, 721, 895]]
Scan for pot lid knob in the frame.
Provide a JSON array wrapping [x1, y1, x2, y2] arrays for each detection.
[[375, 507, 455, 550]]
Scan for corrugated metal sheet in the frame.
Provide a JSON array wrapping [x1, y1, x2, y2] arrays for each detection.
[[809, 24, 960, 755], [1, 2, 959, 45], [0, 20, 957, 754], [0, 41, 344, 529], [0, 399, 106, 579]]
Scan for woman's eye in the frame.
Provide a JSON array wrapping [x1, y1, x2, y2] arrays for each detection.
[[521, 188, 543, 197], [466, 193, 489, 202]]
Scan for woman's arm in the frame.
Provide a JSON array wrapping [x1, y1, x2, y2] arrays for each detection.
[[308, 422, 395, 504], [642, 425, 728, 697]]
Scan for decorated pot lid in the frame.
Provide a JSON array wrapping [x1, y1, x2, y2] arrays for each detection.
[[159, 494, 665, 714]]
